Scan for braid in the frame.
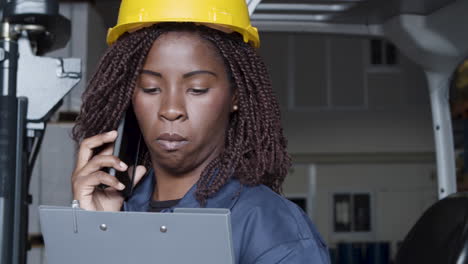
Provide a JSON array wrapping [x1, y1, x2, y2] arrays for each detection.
[[73, 23, 291, 206], [72, 28, 162, 141]]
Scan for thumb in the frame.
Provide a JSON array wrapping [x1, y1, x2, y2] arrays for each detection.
[[132, 165, 148, 187]]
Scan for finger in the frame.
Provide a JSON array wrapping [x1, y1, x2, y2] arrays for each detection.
[[81, 171, 125, 192], [127, 165, 136, 180], [132, 165, 148, 187], [97, 142, 114, 156], [76, 131, 118, 171], [77, 155, 128, 178], [72, 171, 125, 200]]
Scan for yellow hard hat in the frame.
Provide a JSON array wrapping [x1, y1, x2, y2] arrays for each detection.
[[107, 0, 260, 48]]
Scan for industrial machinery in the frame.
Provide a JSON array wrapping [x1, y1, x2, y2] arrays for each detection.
[[0, 1, 81, 263]]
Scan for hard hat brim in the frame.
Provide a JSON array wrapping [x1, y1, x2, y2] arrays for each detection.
[[107, 21, 260, 48]]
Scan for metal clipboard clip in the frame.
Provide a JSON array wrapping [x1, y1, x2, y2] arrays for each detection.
[[71, 200, 80, 233]]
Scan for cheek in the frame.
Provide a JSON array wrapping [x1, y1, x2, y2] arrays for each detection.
[[188, 91, 232, 136], [132, 92, 159, 137]]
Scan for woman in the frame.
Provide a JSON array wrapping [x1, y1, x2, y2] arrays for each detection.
[[71, 1, 330, 263]]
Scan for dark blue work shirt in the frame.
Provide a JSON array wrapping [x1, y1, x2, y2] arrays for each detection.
[[124, 171, 331, 264]]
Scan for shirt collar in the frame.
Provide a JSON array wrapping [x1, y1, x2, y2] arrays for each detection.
[[125, 169, 242, 212]]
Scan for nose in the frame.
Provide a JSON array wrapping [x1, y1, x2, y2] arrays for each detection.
[[158, 91, 186, 122]]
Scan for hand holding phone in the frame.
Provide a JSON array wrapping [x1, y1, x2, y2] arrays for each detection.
[[105, 108, 142, 198], [71, 108, 147, 211]]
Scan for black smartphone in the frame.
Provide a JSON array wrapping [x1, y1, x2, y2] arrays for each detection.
[[104, 107, 142, 198]]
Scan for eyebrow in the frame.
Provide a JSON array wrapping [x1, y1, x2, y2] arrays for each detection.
[[140, 69, 217, 79], [183, 70, 217, 78], [140, 69, 162, 78]]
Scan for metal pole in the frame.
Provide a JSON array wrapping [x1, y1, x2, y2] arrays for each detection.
[[0, 98, 17, 264], [426, 71, 457, 199], [12, 97, 28, 264], [0, 21, 22, 264], [0, 23, 18, 95]]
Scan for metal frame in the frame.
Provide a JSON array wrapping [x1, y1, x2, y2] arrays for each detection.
[[252, 21, 378, 36], [255, 3, 356, 12], [247, 0, 262, 16]]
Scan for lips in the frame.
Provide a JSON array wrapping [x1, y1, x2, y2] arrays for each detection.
[[156, 133, 188, 151]]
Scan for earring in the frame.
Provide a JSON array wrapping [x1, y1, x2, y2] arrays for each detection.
[[233, 105, 238, 111]]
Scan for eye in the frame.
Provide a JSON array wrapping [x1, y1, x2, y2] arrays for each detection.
[[141, 87, 161, 94], [188, 88, 209, 95]]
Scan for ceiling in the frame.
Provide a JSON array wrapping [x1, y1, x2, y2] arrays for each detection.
[[92, 0, 457, 28], [252, 0, 456, 24]]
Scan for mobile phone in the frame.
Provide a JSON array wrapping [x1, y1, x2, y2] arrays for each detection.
[[103, 107, 142, 198]]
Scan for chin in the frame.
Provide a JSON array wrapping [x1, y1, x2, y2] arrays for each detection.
[[153, 151, 192, 173]]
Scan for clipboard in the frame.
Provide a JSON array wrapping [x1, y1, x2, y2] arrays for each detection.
[[39, 206, 235, 264]]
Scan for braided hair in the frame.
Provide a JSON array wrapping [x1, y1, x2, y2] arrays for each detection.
[[72, 23, 291, 205]]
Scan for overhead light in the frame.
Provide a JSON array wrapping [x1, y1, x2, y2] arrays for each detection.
[[255, 3, 356, 12], [251, 13, 335, 21]]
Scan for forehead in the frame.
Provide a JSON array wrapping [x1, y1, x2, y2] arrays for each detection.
[[143, 31, 225, 70]]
